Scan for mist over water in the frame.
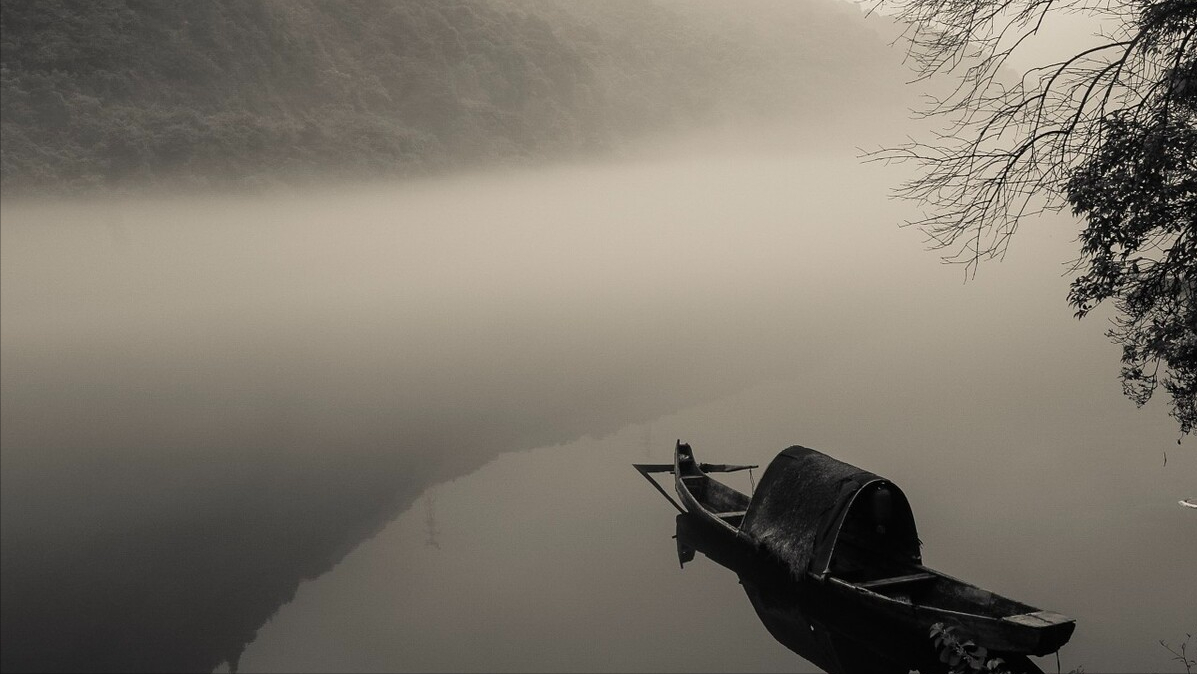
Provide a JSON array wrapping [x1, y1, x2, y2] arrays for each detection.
[[2, 125, 1193, 672]]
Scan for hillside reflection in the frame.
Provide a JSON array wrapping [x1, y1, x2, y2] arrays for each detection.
[[673, 514, 1045, 674]]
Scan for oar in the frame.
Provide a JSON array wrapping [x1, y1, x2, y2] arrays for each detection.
[[699, 463, 758, 473], [632, 464, 684, 513]]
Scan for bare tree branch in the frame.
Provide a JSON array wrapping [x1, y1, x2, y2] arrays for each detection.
[[868, 0, 1197, 434]]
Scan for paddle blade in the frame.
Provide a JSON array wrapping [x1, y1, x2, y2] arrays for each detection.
[[632, 463, 674, 474]]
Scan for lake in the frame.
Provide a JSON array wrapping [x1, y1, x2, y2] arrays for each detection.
[[2, 142, 1193, 672]]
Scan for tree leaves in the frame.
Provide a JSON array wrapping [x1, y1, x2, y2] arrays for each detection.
[[876, 0, 1197, 435], [929, 623, 1008, 674], [1066, 59, 1197, 434]]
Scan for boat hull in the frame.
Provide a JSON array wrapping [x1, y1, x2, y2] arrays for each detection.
[[823, 576, 1075, 656], [673, 444, 751, 540]]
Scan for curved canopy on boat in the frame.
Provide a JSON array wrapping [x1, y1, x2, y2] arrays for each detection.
[[742, 446, 921, 581]]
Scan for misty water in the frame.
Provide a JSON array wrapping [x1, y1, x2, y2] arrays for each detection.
[[2, 137, 1193, 672]]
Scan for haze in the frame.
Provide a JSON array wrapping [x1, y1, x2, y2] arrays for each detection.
[[1, 2, 1192, 672]]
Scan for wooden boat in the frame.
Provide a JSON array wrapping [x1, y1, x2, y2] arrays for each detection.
[[674, 512, 1048, 674], [635, 442, 1075, 657]]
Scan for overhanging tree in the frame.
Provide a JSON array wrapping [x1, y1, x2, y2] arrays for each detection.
[[872, 0, 1196, 435]]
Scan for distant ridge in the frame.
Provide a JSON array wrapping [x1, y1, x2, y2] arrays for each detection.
[[0, 0, 905, 194]]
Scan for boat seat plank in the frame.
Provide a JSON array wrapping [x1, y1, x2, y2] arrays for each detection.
[[714, 511, 747, 519], [856, 572, 937, 589]]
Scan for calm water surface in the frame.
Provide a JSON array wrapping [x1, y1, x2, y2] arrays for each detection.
[[2, 146, 1193, 673]]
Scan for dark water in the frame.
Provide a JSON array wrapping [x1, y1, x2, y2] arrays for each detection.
[[2, 146, 1193, 673]]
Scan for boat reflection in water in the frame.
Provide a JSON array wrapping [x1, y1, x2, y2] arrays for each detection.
[[673, 513, 1047, 674]]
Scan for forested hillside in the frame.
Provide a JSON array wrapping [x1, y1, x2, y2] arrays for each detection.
[[0, 0, 902, 193]]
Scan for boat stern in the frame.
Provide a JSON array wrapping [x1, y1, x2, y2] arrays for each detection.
[[1000, 610, 1076, 656]]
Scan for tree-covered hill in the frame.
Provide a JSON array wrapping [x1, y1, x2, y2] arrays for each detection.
[[0, 0, 903, 193]]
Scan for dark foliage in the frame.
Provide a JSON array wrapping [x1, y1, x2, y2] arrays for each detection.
[[0, 0, 899, 193], [873, 0, 1197, 435], [1067, 52, 1197, 434]]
